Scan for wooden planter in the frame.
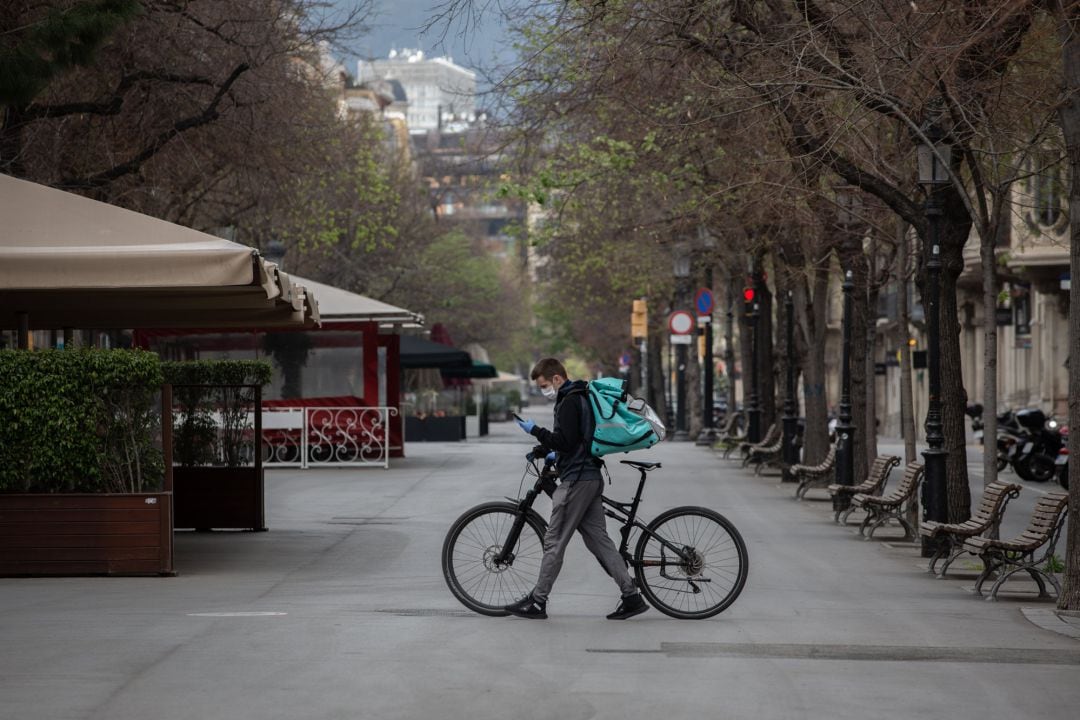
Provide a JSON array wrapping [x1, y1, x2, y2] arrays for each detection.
[[173, 466, 266, 531], [0, 493, 174, 576]]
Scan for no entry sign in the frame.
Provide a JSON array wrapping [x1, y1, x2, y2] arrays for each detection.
[[668, 310, 695, 335]]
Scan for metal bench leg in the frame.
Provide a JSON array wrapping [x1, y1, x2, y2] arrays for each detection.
[[858, 509, 875, 536], [865, 511, 890, 539], [935, 541, 967, 578], [973, 555, 1002, 597], [838, 505, 858, 526], [927, 538, 949, 575], [896, 515, 915, 541]]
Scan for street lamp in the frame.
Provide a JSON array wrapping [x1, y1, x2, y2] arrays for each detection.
[[781, 290, 800, 482], [917, 117, 952, 556], [833, 270, 856, 513], [672, 241, 691, 441], [744, 284, 762, 444]]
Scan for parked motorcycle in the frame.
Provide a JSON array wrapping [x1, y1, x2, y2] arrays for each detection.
[[1007, 408, 1062, 483], [965, 403, 1014, 473], [1054, 447, 1069, 489]]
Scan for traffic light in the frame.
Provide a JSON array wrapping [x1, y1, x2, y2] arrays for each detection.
[[631, 298, 648, 340], [742, 287, 755, 303]]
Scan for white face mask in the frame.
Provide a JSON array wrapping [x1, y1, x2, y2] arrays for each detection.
[[541, 385, 557, 400]]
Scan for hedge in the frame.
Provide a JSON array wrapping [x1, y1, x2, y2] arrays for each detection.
[[0, 349, 164, 493], [162, 360, 272, 468]]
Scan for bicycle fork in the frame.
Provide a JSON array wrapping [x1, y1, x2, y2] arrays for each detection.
[[492, 479, 544, 566]]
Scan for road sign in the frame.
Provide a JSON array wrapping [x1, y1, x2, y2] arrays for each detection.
[[619, 351, 632, 367], [668, 311, 695, 335], [669, 335, 693, 345], [694, 288, 714, 316]]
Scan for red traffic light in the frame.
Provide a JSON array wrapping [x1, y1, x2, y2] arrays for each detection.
[[742, 287, 755, 303]]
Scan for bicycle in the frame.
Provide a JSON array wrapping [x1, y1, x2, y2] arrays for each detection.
[[441, 453, 748, 619]]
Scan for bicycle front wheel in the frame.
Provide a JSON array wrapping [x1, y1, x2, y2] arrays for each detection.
[[633, 506, 748, 619], [441, 501, 547, 616]]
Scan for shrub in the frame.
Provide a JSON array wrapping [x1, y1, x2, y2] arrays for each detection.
[[0, 349, 164, 493], [162, 360, 272, 468]]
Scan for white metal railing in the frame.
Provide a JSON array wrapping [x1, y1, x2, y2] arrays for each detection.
[[260, 406, 398, 469]]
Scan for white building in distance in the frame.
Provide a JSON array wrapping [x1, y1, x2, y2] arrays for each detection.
[[357, 49, 476, 133]]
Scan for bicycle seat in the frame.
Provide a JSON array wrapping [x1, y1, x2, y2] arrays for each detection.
[[620, 460, 661, 471]]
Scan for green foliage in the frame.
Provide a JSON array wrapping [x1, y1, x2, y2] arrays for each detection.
[[288, 118, 402, 254], [0, 349, 163, 493], [0, 0, 142, 106], [162, 360, 272, 468]]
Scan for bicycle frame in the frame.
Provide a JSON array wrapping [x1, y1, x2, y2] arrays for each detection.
[[492, 460, 695, 570]]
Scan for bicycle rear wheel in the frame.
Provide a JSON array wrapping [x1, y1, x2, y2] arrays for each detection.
[[441, 501, 547, 616], [633, 506, 748, 619]]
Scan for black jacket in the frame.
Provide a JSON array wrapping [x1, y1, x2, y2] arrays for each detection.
[[530, 380, 601, 481]]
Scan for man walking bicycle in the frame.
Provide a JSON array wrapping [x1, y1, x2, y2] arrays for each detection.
[[505, 358, 648, 620]]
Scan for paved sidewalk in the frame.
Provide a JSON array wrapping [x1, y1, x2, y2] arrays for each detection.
[[1, 423, 1078, 720]]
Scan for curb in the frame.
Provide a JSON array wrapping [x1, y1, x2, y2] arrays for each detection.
[[1020, 607, 1080, 641]]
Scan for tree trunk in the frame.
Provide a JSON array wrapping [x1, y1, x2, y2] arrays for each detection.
[[982, 208, 1001, 490], [802, 253, 832, 463], [725, 276, 738, 418], [840, 236, 870, 484], [940, 198, 973, 524], [866, 242, 881, 467], [648, 329, 667, 425], [898, 221, 919, 532], [756, 256, 777, 431], [1054, 0, 1080, 611]]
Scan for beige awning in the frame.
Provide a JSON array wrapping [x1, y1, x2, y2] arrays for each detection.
[[287, 274, 422, 325], [0, 174, 318, 329]]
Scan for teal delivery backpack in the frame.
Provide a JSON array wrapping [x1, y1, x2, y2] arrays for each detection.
[[587, 377, 666, 456]]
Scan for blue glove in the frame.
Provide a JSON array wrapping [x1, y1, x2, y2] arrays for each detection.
[[545, 451, 556, 464], [516, 417, 535, 434]]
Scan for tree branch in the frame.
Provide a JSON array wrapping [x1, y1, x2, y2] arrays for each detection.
[[55, 63, 249, 191]]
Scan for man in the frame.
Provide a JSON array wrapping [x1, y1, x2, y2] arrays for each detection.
[[506, 357, 648, 620]]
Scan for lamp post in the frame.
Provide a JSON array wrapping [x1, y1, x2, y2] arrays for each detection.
[[673, 242, 691, 441], [917, 118, 952, 556], [833, 270, 856, 512], [781, 291, 800, 482], [744, 286, 762, 444]]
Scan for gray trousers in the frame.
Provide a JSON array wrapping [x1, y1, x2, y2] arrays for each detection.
[[532, 478, 637, 603]]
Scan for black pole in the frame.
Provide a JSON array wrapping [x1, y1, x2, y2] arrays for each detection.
[[921, 192, 949, 556], [726, 281, 737, 422], [747, 300, 762, 443], [782, 291, 800, 482], [675, 340, 689, 440], [833, 270, 856, 512], [703, 271, 715, 430], [697, 267, 716, 445]]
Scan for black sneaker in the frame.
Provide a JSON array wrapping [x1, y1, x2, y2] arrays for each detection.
[[606, 593, 648, 620], [504, 594, 547, 619]]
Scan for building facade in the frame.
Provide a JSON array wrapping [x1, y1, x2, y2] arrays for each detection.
[[357, 50, 476, 134]]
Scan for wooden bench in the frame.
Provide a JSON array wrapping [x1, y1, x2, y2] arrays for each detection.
[[964, 490, 1069, 601], [919, 480, 1022, 578], [827, 454, 900, 524], [713, 412, 744, 459], [745, 431, 785, 475], [738, 422, 779, 461], [850, 461, 924, 539], [792, 444, 837, 500]]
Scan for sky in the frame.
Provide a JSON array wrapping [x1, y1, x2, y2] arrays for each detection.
[[330, 1, 515, 79]]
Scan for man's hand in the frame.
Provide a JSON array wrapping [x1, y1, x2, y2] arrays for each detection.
[[516, 417, 535, 433], [544, 451, 556, 464]]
